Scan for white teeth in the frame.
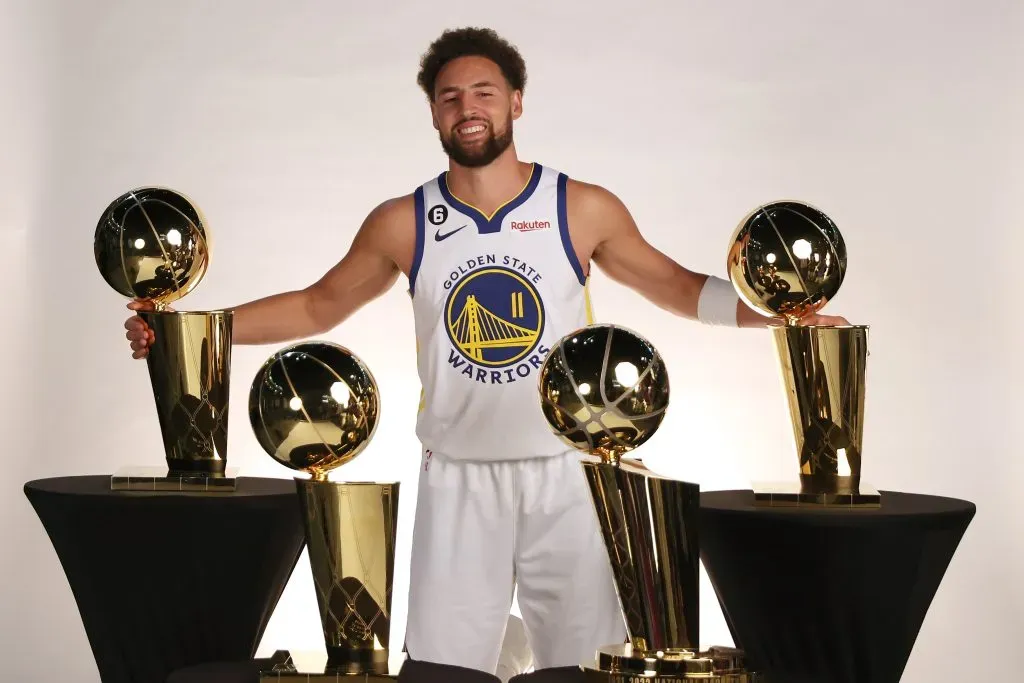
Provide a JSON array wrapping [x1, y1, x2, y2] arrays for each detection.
[[460, 125, 485, 135]]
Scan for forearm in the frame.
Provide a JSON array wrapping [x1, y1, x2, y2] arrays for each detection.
[[647, 268, 706, 320], [226, 261, 400, 346], [736, 299, 773, 328], [633, 267, 772, 329], [226, 288, 328, 346]]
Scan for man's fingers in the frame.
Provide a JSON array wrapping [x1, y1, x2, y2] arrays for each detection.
[[798, 313, 850, 326], [127, 299, 156, 311]]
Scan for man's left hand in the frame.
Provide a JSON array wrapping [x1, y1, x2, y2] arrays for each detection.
[[792, 312, 851, 326]]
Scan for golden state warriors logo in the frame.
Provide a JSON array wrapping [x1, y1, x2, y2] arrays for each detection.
[[443, 258, 550, 385]]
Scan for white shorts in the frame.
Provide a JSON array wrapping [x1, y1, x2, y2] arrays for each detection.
[[403, 448, 627, 674]]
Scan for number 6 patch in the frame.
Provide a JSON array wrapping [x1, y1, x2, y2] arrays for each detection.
[[427, 204, 449, 225]]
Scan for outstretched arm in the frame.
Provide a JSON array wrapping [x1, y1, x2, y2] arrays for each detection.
[[568, 181, 847, 328], [125, 195, 414, 357], [229, 197, 411, 344]]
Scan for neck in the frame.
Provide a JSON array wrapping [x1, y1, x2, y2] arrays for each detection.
[[445, 145, 533, 215]]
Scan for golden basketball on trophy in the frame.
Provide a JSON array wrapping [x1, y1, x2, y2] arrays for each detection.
[[248, 341, 381, 479], [538, 323, 669, 465], [249, 341, 398, 678], [727, 200, 876, 507], [94, 187, 235, 490], [539, 324, 759, 682]]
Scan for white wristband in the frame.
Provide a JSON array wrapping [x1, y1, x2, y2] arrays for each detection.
[[697, 275, 739, 327]]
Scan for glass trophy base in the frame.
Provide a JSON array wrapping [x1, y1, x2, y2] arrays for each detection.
[[110, 466, 239, 492], [752, 481, 881, 508], [257, 650, 402, 681], [582, 644, 761, 682]]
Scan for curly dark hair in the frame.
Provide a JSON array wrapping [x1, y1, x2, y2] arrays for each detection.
[[417, 27, 527, 100]]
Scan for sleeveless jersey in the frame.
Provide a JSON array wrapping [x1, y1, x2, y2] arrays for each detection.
[[409, 163, 594, 462]]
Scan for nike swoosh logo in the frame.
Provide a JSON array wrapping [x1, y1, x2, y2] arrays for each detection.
[[435, 224, 467, 242]]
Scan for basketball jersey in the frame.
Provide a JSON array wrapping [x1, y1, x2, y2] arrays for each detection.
[[409, 163, 594, 462]]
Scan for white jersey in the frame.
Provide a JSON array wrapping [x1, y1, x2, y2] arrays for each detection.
[[408, 163, 594, 462]]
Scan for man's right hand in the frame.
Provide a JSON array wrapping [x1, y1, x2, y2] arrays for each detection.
[[124, 299, 160, 359]]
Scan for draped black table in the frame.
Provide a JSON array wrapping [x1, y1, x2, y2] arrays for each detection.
[[25, 475, 307, 683], [699, 490, 975, 683]]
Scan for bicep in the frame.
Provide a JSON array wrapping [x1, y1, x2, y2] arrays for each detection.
[[305, 201, 409, 325], [313, 239, 400, 302], [581, 185, 706, 315], [592, 225, 680, 291], [585, 190, 692, 292]]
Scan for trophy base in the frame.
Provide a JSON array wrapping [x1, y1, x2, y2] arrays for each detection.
[[110, 466, 239, 492], [582, 644, 761, 682], [752, 481, 881, 508], [257, 650, 401, 681]]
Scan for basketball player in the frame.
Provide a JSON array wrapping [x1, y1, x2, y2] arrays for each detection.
[[124, 27, 848, 683]]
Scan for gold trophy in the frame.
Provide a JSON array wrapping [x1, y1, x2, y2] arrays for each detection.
[[727, 200, 877, 507], [93, 186, 236, 491], [538, 324, 760, 682], [248, 341, 400, 680]]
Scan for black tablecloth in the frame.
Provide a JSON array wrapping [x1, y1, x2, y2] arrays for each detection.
[[167, 660, 262, 683], [25, 475, 307, 683], [699, 490, 975, 683]]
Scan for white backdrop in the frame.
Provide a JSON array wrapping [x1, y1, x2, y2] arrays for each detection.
[[5, 0, 1023, 680]]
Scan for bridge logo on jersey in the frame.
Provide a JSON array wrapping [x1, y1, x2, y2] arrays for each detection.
[[443, 259, 550, 385]]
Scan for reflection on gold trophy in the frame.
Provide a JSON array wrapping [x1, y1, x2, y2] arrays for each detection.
[[539, 324, 760, 682], [248, 341, 400, 680], [727, 200, 877, 507], [94, 187, 236, 491]]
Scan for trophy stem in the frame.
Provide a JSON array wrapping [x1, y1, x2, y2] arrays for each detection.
[[140, 310, 232, 475], [582, 458, 700, 654], [581, 459, 761, 681], [765, 324, 876, 506], [295, 478, 399, 675]]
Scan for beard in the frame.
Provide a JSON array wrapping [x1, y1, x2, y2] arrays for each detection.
[[440, 116, 514, 168]]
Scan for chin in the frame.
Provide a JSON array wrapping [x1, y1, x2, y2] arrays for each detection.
[[456, 149, 497, 167], [441, 136, 506, 168]]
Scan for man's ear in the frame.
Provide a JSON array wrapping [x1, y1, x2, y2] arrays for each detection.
[[511, 91, 523, 120]]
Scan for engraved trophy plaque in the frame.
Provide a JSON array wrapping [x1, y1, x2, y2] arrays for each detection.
[[539, 323, 760, 681], [727, 200, 877, 507], [94, 186, 236, 491]]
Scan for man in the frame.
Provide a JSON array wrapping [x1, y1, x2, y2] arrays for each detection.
[[125, 27, 847, 683]]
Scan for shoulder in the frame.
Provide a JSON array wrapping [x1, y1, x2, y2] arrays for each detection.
[[367, 193, 416, 226], [350, 194, 418, 269], [357, 194, 415, 241], [563, 178, 637, 236]]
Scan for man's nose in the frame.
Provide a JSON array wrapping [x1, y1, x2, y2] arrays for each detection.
[[457, 101, 481, 120]]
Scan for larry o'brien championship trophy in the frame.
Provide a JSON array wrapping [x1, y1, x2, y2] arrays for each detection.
[[248, 341, 401, 681], [538, 324, 760, 682], [93, 187, 236, 491], [726, 200, 877, 507]]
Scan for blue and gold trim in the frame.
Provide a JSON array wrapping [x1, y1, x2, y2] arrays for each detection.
[[409, 186, 426, 295], [584, 278, 595, 324], [438, 163, 543, 234], [557, 172, 587, 286]]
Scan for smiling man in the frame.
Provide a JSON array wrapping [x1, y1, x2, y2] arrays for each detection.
[[124, 27, 847, 683]]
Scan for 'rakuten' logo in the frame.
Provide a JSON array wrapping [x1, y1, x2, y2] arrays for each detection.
[[510, 220, 551, 232]]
